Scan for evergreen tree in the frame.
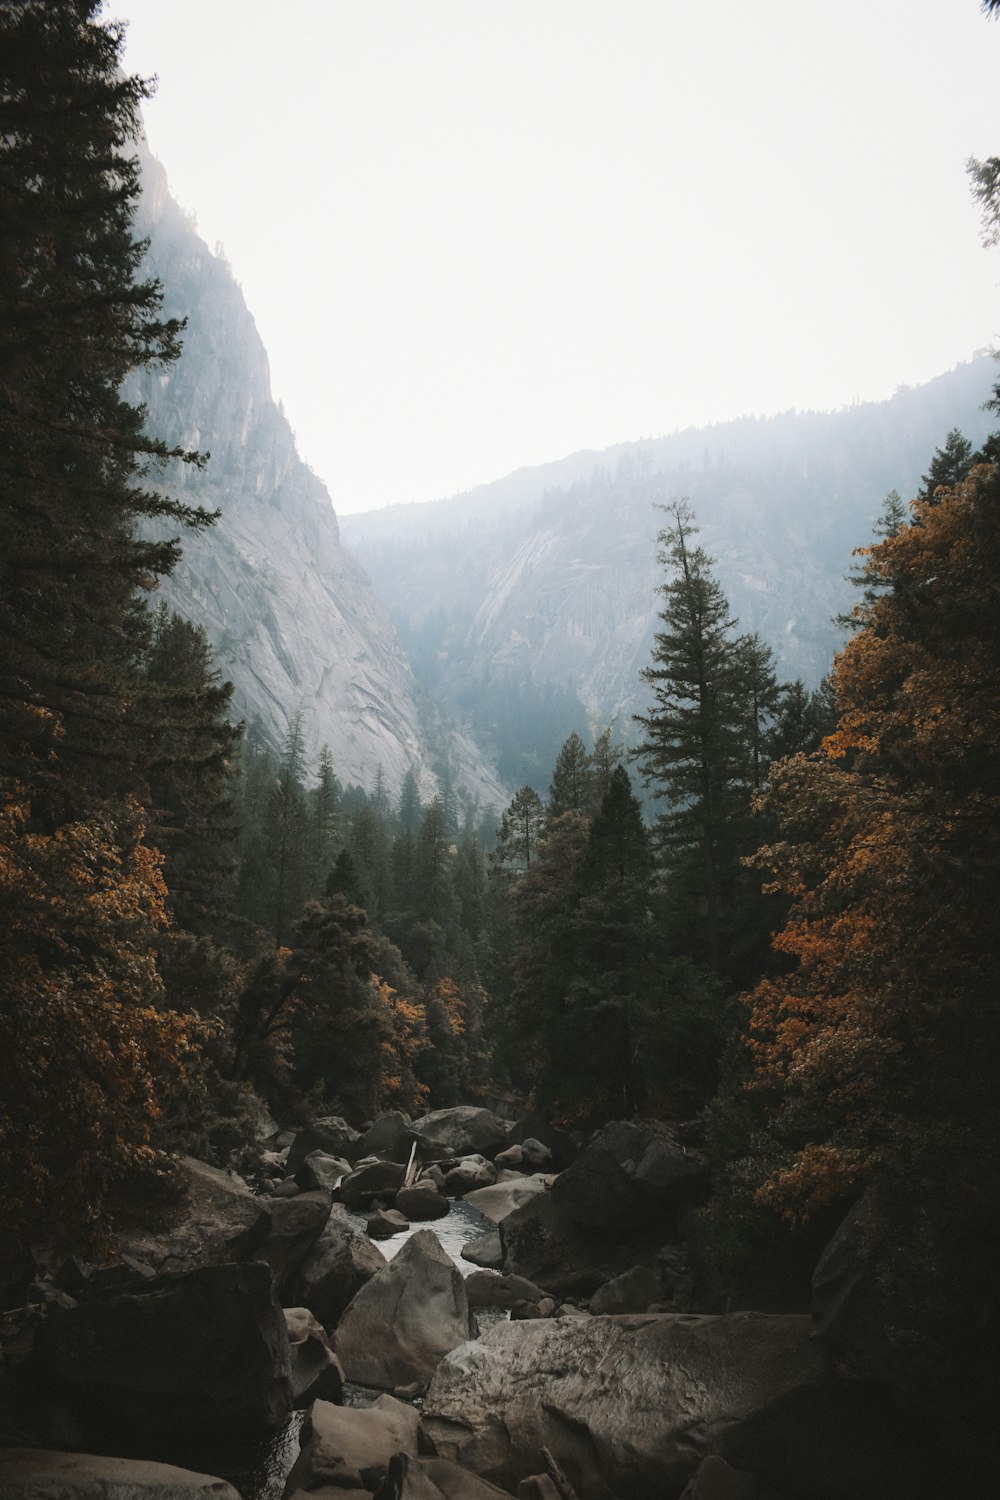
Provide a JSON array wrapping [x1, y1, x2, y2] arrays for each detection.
[[397, 768, 423, 832], [836, 490, 907, 630], [634, 502, 747, 972], [918, 429, 973, 501], [547, 731, 594, 820], [494, 785, 546, 874], [307, 744, 340, 898]]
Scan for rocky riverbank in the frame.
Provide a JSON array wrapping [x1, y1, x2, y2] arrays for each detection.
[[0, 1105, 972, 1498]]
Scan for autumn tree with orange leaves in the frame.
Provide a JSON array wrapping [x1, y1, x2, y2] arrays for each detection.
[[741, 452, 1000, 1396]]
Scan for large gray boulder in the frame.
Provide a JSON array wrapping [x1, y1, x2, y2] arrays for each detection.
[[294, 1150, 351, 1194], [116, 1157, 270, 1274], [333, 1230, 473, 1391], [498, 1192, 611, 1297], [396, 1184, 450, 1221], [285, 1206, 387, 1328], [352, 1110, 413, 1164], [289, 1393, 419, 1492], [422, 1312, 829, 1499], [589, 1265, 663, 1315], [443, 1156, 497, 1195], [0, 1450, 241, 1499], [463, 1175, 548, 1224], [409, 1108, 508, 1161], [38, 1262, 292, 1442], [283, 1307, 344, 1406], [379, 1452, 513, 1499]]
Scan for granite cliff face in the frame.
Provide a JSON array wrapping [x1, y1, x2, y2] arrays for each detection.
[[342, 356, 997, 743], [127, 146, 504, 806]]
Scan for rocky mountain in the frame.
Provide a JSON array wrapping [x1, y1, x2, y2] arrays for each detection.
[[342, 356, 998, 773], [126, 145, 505, 809]]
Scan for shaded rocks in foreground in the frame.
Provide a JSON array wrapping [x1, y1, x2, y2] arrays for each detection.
[[0, 1449, 241, 1499]]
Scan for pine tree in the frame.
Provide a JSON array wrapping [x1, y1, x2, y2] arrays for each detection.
[[918, 429, 973, 501], [547, 732, 594, 821], [634, 502, 747, 972]]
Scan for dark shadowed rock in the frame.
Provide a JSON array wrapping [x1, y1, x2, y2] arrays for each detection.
[[294, 1150, 351, 1194], [461, 1231, 503, 1270], [507, 1111, 578, 1171], [444, 1156, 497, 1195], [396, 1184, 450, 1220], [352, 1110, 413, 1164], [285, 1206, 387, 1328], [379, 1451, 513, 1499], [678, 1456, 778, 1499], [286, 1117, 361, 1173], [116, 1157, 270, 1274], [38, 1262, 292, 1442], [333, 1230, 473, 1391], [499, 1192, 609, 1297], [422, 1312, 828, 1499], [258, 1190, 332, 1294], [340, 1159, 407, 1208], [550, 1120, 707, 1237], [465, 1272, 547, 1310], [0, 1450, 241, 1499], [410, 1108, 508, 1161], [589, 1265, 663, 1315], [368, 1208, 410, 1239], [283, 1306, 344, 1406], [290, 1393, 419, 1492]]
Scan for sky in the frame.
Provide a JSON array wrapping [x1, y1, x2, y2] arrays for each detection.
[[113, 1, 1000, 515]]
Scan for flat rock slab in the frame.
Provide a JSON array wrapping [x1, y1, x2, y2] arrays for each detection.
[[333, 1229, 473, 1391], [291, 1394, 419, 1491], [0, 1448, 240, 1499], [422, 1312, 829, 1500]]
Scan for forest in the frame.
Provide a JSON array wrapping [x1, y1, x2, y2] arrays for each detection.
[[2, 3, 1000, 1496]]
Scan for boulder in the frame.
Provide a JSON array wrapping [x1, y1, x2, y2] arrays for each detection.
[[589, 1265, 663, 1315], [396, 1184, 450, 1221], [294, 1149, 352, 1194], [550, 1120, 706, 1238], [495, 1143, 524, 1170], [499, 1192, 610, 1297], [340, 1159, 407, 1208], [37, 1262, 292, 1443], [507, 1111, 577, 1171], [379, 1452, 513, 1499], [409, 1107, 508, 1161], [520, 1139, 553, 1172], [464, 1175, 547, 1224], [444, 1156, 497, 1195], [283, 1306, 344, 1406], [286, 1117, 361, 1173], [465, 1272, 547, 1310], [368, 1208, 410, 1240], [419, 1165, 448, 1192], [333, 1230, 473, 1391], [284, 1206, 388, 1329], [257, 1190, 332, 1294], [461, 1231, 504, 1270], [422, 1312, 829, 1499], [115, 1157, 270, 1274], [0, 1450, 241, 1499], [289, 1393, 419, 1492], [352, 1110, 413, 1164]]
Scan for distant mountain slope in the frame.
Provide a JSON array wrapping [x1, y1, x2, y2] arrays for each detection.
[[126, 145, 505, 808], [342, 357, 997, 755]]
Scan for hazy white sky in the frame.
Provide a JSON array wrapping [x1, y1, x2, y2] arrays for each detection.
[[113, 0, 1000, 515]]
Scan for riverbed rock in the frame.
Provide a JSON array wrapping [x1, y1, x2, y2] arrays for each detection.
[[461, 1231, 503, 1270], [495, 1143, 524, 1170], [463, 1175, 548, 1224], [506, 1111, 578, 1171], [352, 1110, 413, 1164], [286, 1117, 361, 1173], [498, 1192, 610, 1296], [0, 1449, 242, 1499], [290, 1394, 420, 1491], [115, 1157, 270, 1274], [409, 1108, 508, 1162], [258, 1190, 332, 1294], [550, 1120, 706, 1239], [340, 1159, 407, 1208], [465, 1272, 547, 1310], [37, 1262, 293, 1445], [368, 1207, 410, 1239], [589, 1265, 663, 1315], [422, 1312, 829, 1499], [285, 1206, 387, 1328], [283, 1306, 344, 1405], [333, 1230, 473, 1391], [444, 1156, 497, 1195], [295, 1150, 352, 1194], [379, 1452, 513, 1499], [396, 1184, 450, 1220]]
